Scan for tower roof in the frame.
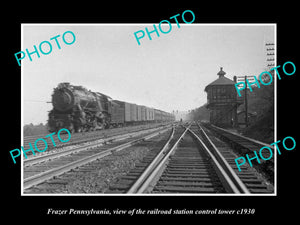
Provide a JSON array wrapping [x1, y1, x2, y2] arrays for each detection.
[[217, 67, 226, 77], [204, 67, 235, 92]]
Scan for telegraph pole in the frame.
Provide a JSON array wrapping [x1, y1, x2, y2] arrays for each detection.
[[236, 75, 256, 127], [244, 75, 248, 127], [265, 43, 275, 70]]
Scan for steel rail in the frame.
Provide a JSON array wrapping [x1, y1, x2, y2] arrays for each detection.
[[196, 123, 250, 194], [23, 124, 173, 157], [23, 127, 171, 190], [210, 124, 274, 149], [187, 128, 242, 194], [127, 125, 176, 193], [128, 125, 190, 194], [24, 125, 170, 166]]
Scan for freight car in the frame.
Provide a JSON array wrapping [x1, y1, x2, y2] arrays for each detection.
[[48, 83, 175, 132], [110, 101, 171, 127]]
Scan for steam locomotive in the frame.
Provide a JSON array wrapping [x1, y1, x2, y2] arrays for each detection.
[[48, 83, 175, 133]]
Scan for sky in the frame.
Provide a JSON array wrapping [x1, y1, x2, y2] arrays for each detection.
[[22, 24, 275, 125]]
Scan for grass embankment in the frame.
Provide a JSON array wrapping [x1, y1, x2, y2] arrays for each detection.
[[240, 106, 274, 144]]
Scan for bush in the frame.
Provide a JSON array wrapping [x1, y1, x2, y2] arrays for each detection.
[[24, 123, 49, 136]]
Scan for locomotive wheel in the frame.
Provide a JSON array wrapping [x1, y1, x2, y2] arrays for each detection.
[[104, 123, 110, 129], [69, 124, 75, 133], [74, 126, 82, 133]]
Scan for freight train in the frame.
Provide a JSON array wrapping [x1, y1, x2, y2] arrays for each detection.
[[48, 82, 175, 133]]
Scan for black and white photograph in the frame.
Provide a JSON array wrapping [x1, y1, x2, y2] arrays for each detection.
[[21, 24, 276, 195], [4, 5, 298, 220]]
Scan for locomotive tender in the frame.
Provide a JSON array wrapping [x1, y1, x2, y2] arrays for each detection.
[[48, 82, 175, 133]]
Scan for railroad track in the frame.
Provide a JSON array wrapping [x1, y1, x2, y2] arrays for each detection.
[[193, 123, 274, 193], [23, 125, 170, 165], [24, 122, 274, 194], [23, 123, 171, 157], [108, 123, 273, 194], [23, 124, 172, 192], [201, 123, 274, 184]]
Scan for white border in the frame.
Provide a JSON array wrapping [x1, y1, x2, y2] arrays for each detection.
[[21, 24, 24, 194], [21, 23, 277, 196]]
